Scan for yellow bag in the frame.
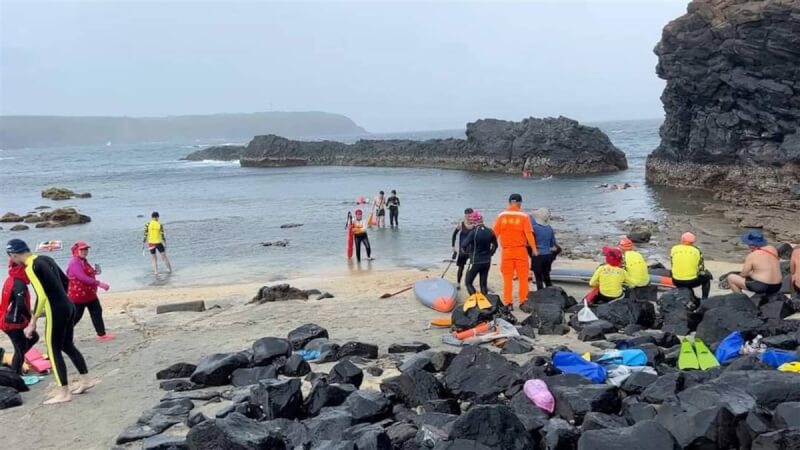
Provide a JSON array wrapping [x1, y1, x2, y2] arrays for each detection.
[[778, 362, 800, 373]]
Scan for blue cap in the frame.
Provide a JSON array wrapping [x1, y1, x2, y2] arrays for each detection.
[[740, 230, 767, 247], [6, 239, 30, 254]]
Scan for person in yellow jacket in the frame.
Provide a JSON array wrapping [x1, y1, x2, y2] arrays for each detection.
[[143, 211, 173, 275], [670, 232, 712, 300], [588, 246, 633, 304], [619, 238, 650, 287]]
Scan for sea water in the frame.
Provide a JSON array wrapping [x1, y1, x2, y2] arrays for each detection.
[[1, 119, 711, 291]]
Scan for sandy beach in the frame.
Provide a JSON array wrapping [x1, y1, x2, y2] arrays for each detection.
[[0, 258, 743, 449]]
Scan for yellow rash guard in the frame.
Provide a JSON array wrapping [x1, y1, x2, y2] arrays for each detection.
[[670, 244, 703, 281], [623, 250, 650, 287]]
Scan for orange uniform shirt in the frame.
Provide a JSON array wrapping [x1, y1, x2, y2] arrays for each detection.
[[493, 205, 537, 256]]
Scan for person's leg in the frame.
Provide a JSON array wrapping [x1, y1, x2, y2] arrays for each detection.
[[60, 312, 93, 395], [6, 329, 27, 374], [160, 247, 173, 272], [150, 249, 159, 274], [464, 264, 478, 295], [727, 273, 746, 294], [355, 235, 363, 262], [500, 258, 514, 306], [478, 263, 491, 295], [86, 299, 107, 337], [364, 235, 372, 259], [517, 258, 530, 305], [542, 254, 554, 287], [45, 312, 72, 404], [531, 255, 545, 290], [73, 302, 87, 326], [456, 263, 465, 286]]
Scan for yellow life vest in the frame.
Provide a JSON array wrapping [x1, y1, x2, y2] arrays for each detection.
[[623, 250, 650, 287], [146, 220, 163, 244], [671, 244, 702, 281], [589, 264, 629, 298]]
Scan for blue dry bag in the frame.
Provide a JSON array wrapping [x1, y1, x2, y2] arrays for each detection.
[[553, 351, 607, 384], [714, 331, 744, 365]]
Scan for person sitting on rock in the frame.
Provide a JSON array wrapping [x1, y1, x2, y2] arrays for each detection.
[[352, 209, 372, 263], [726, 231, 783, 296], [586, 246, 632, 304], [619, 238, 649, 288], [670, 232, 712, 301], [792, 245, 800, 295]]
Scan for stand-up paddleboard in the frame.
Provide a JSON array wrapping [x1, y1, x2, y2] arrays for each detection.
[[414, 278, 457, 313], [549, 267, 674, 288], [37, 240, 63, 252]]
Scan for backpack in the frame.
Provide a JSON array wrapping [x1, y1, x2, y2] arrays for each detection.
[[451, 292, 501, 330]]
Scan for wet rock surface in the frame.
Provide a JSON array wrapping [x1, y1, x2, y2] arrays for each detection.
[[41, 187, 92, 200]]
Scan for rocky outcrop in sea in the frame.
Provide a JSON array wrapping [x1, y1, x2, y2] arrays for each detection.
[[646, 0, 800, 240], [181, 145, 244, 162], [185, 116, 628, 175]]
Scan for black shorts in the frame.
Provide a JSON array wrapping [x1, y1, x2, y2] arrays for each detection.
[[377, 209, 385, 217], [149, 243, 166, 254], [745, 278, 782, 295], [456, 253, 470, 267]]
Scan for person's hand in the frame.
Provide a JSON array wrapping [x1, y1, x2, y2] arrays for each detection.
[[24, 322, 36, 339], [98, 281, 110, 291], [451, 250, 458, 261]]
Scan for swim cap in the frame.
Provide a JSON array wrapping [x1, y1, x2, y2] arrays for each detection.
[[619, 237, 633, 251], [355, 209, 363, 216], [680, 232, 696, 245], [470, 211, 483, 224], [603, 246, 622, 267]]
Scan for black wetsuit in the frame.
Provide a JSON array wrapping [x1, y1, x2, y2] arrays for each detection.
[[461, 225, 498, 295], [452, 222, 473, 285], [3, 278, 39, 374], [26, 255, 88, 386], [387, 195, 400, 228], [672, 271, 713, 300]]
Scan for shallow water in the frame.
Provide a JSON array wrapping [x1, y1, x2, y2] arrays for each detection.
[[1, 119, 725, 291]]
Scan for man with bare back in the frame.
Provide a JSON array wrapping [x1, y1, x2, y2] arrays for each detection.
[[727, 231, 783, 296]]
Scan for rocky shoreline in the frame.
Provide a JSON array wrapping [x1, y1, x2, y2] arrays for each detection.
[[646, 0, 800, 242], [185, 116, 628, 175]]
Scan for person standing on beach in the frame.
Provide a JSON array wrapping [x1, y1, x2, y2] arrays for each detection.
[[460, 211, 497, 295], [143, 211, 172, 275], [451, 208, 475, 290], [530, 208, 558, 291], [387, 190, 400, 228], [726, 231, 783, 295], [67, 241, 113, 341], [6, 239, 95, 404], [352, 209, 373, 262], [493, 194, 538, 310], [373, 191, 386, 228], [1, 257, 38, 375], [670, 232, 712, 301]]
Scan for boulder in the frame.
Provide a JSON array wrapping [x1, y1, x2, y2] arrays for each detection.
[[0, 367, 28, 392], [696, 307, 766, 346], [422, 399, 461, 415], [305, 381, 357, 416], [190, 352, 249, 386], [262, 418, 311, 449], [761, 334, 798, 350], [41, 187, 90, 200], [700, 293, 758, 313], [656, 403, 738, 449], [447, 405, 534, 450], [388, 342, 431, 354], [620, 371, 658, 395], [250, 378, 303, 420], [157, 363, 197, 380], [305, 338, 340, 363], [185, 412, 285, 449], [380, 368, 445, 408], [0, 386, 22, 410], [541, 418, 581, 450], [287, 323, 329, 350], [621, 398, 657, 424], [500, 337, 534, 354], [581, 412, 628, 432], [9, 224, 28, 231], [250, 284, 309, 304], [251, 337, 291, 366], [386, 422, 418, 450], [626, 231, 651, 244], [0, 212, 23, 223], [737, 408, 773, 449], [342, 390, 392, 424], [578, 321, 615, 342], [280, 223, 304, 229], [658, 289, 701, 335], [578, 420, 680, 450], [231, 365, 279, 387], [342, 423, 391, 450], [37, 207, 91, 227], [338, 341, 379, 360], [282, 354, 311, 377], [551, 384, 621, 425], [141, 433, 189, 450], [443, 346, 522, 403], [328, 360, 364, 388], [772, 402, 800, 429], [159, 379, 200, 392], [751, 428, 800, 450], [595, 297, 656, 330], [508, 390, 550, 435], [304, 408, 354, 443], [760, 299, 795, 321], [365, 366, 383, 377]]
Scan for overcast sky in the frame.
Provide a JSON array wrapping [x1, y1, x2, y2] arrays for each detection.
[[1, 0, 689, 132]]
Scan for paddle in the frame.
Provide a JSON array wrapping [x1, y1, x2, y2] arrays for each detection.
[[380, 253, 455, 299]]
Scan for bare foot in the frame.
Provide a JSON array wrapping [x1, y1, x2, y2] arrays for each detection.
[[71, 378, 98, 395], [44, 392, 72, 405]]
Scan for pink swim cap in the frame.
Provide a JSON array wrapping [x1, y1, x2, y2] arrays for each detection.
[[470, 210, 483, 223]]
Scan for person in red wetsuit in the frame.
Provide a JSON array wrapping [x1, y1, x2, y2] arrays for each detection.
[[67, 241, 112, 341], [1, 258, 38, 374], [493, 193, 538, 309]]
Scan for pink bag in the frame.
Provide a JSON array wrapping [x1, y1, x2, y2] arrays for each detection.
[[523, 379, 555, 413], [25, 347, 51, 373]]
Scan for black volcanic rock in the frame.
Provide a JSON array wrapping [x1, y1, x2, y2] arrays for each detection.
[[182, 145, 244, 161], [647, 0, 800, 240], [232, 116, 626, 175]]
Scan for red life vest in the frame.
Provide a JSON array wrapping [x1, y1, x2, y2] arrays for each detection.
[[1, 262, 31, 331]]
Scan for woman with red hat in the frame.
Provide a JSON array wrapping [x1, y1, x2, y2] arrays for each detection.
[[67, 241, 113, 341], [587, 246, 633, 304]]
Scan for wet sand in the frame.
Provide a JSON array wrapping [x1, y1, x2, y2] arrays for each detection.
[[0, 259, 742, 449]]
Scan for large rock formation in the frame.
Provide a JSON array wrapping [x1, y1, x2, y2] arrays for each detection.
[[647, 0, 800, 238], [182, 145, 245, 162], [190, 116, 626, 175]]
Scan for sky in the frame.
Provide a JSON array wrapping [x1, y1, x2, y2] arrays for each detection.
[[0, 0, 689, 132]]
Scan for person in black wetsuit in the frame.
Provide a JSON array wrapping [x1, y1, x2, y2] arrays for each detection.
[[7, 239, 96, 405], [387, 190, 400, 228], [1, 258, 38, 375], [451, 208, 475, 290], [461, 211, 498, 295]]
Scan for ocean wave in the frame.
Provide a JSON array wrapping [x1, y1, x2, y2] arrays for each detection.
[[180, 159, 240, 167], [0, 156, 16, 161]]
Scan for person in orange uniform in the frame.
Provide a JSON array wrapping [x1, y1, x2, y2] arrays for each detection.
[[493, 193, 537, 309]]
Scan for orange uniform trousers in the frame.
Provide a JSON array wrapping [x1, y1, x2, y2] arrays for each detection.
[[500, 246, 530, 306]]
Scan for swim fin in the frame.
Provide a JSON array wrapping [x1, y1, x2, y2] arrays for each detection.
[[694, 338, 720, 370], [678, 338, 700, 370]]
